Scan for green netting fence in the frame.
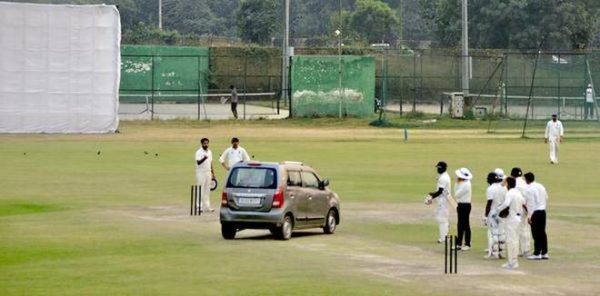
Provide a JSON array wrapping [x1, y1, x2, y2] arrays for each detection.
[[120, 45, 209, 103], [291, 55, 375, 117]]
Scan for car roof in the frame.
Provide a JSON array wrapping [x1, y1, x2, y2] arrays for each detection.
[[231, 161, 315, 172], [280, 161, 315, 172], [233, 161, 279, 169]]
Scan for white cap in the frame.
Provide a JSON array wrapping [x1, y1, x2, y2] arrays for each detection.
[[494, 168, 505, 179], [455, 168, 473, 180], [589, 84, 593, 88]]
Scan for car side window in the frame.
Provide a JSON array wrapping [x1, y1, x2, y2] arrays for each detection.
[[287, 171, 302, 187], [301, 172, 319, 189]]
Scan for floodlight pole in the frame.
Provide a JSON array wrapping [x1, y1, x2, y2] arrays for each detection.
[[158, 0, 162, 29], [338, 33, 342, 118], [282, 0, 290, 115], [338, 0, 343, 118], [461, 0, 469, 96]]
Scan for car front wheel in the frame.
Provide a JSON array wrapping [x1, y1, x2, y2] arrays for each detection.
[[323, 209, 337, 234]]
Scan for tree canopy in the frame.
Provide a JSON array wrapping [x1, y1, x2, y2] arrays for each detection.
[[2, 0, 599, 49]]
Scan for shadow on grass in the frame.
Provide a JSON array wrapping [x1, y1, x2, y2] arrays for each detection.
[[235, 230, 325, 241]]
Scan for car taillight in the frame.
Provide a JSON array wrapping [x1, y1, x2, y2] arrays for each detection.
[[272, 190, 284, 208], [221, 192, 228, 207]]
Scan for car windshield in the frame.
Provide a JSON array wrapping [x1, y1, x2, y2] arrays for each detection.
[[227, 167, 277, 189]]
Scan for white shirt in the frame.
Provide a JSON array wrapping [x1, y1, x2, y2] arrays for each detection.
[[487, 183, 507, 210], [436, 172, 451, 206], [195, 148, 212, 172], [496, 188, 524, 221], [454, 180, 471, 203], [545, 120, 564, 139], [526, 182, 548, 218], [586, 87, 594, 103], [515, 177, 528, 214], [219, 146, 250, 168]]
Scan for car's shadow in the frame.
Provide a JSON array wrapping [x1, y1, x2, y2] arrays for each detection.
[[235, 230, 324, 241]]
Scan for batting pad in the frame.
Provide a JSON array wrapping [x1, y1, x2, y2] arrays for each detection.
[[0, 2, 120, 133]]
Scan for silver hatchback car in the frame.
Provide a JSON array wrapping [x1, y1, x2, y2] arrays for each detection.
[[220, 161, 341, 240]]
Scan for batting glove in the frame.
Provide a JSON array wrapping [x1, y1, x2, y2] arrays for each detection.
[[424, 195, 433, 205]]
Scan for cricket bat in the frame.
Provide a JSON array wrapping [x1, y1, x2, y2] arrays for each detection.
[[447, 195, 458, 208], [220, 96, 229, 104]]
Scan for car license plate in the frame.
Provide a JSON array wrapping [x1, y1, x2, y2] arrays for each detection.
[[238, 197, 261, 205]]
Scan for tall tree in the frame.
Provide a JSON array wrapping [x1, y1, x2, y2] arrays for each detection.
[[347, 0, 400, 44], [163, 0, 226, 36], [236, 0, 280, 44], [424, 0, 600, 50]]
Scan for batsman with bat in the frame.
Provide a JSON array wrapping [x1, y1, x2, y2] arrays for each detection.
[[424, 161, 454, 243]]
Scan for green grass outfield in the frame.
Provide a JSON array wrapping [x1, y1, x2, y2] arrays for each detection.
[[1, 118, 600, 295]]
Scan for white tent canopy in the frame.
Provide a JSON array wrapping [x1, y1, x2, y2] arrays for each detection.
[[0, 2, 120, 133]]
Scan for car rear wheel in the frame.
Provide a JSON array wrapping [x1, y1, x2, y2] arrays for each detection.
[[276, 215, 293, 240], [323, 209, 337, 234], [221, 223, 236, 240]]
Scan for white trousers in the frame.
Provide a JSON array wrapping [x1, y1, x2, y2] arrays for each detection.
[[519, 215, 531, 255], [487, 216, 498, 256], [435, 205, 449, 241], [195, 170, 212, 210], [488, 216, 506, 257], [548, 136, 560, 163], [504, 216, 521, 267]]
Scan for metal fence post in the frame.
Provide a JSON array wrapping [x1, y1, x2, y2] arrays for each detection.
[[243, 51, 248, 120], [151, 56, 155, 120]]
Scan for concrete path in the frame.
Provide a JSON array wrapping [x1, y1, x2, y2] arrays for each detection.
[[119, 103, 289, 120]]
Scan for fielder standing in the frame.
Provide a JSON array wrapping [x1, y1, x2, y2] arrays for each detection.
[[524, 172, 550, 260], [584, 84, 595, 120], [424, 161, 452, 243], [219, 137, 251, 171], [545, 114, 564, 164], [195, 138, 215, 212], [511, 167, 531, 257], [493, 177, 523, 269]]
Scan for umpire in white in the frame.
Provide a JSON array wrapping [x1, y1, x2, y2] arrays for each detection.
[[454, 167, 473, 250], [524, 172, 549, 260]]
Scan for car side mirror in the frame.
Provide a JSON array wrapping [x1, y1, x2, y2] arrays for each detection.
[[319, 179, 329, 190]]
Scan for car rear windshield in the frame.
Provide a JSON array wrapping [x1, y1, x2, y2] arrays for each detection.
[[227, 167, 277, 189]]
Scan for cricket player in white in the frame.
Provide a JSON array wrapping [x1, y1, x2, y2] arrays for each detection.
[[195, 138, 215, 212], [493, 177, 523, 269], [511, 167, 531, 256], [524, 172, 550, 260], [219, 137, 251, 171], [584, 84, 595, 120], [544, 114, 564, 164], [484, 172, 507, 259], [424, 161, 451, 243]]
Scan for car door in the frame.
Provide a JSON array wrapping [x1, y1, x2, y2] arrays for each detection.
[[300, 171, 328, 223], [286, 170, 308, 223]]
